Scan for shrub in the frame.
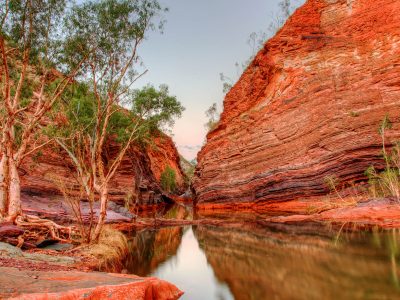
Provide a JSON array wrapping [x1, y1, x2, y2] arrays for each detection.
[[365, 116, 400, 201], [365, 166, 400, 200], [160, 166, 177, 193], [349, 111, 360, 117]]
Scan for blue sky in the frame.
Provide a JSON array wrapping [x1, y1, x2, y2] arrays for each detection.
[[133, 0, 305, 160]]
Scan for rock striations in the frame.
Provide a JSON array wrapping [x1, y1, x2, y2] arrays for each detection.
[[20, 132, 185, 207], [193, 0, 400, 208]]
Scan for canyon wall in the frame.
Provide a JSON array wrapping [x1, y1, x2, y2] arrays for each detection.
[[20, 132, 186, 206], [193, 0, 400, 208]]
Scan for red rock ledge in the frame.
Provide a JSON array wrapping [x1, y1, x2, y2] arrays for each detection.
[[0, 267, 183, 300]]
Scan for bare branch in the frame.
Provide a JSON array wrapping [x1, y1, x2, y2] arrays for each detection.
[[12, 0, 33, 109], [0, 36, 12, 114], [105, 121, 141, 183], [115, 69, 148, 100], [20, 138, 54, 161]]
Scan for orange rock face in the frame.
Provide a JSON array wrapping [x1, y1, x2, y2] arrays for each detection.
[[193, 0, 400, 207], [0, 267, 183, 300], [20, 132, 185, 207]]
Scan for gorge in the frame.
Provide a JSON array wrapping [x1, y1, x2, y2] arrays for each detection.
[[2, 0, 400, 299]]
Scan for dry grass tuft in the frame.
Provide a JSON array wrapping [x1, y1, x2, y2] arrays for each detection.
[[86, 226, 129, 272], [365, 116, 400, 201], [305, 196, 359, 215]]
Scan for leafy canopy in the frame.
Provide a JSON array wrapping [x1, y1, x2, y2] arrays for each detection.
[[52, 83, 184, 144], [131, 84, 184, 131], [160, 165, 176, 193], [62, 0, 165, 82], [1, 0, 67, 66]]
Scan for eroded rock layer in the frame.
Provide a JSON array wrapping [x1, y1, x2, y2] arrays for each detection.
[[194, 0, 400, 207], [20, 132, 185, 207]]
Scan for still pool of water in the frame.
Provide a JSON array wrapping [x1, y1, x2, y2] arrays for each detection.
[[124, 223, 400, 300]]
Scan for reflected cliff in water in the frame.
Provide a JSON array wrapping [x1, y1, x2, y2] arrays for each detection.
[[125, 218, 400, 299], [125, 226, 184, 276], [124, 205, 191, 276], [194, 225, 400, 300]]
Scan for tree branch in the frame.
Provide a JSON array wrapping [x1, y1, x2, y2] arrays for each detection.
[[105, 121, 141, 183], [0, 0, 9, 30], [20, 138, 54, 161]]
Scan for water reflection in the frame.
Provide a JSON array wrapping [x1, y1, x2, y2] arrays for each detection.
[[136, 203, 192, 220], [125, 223, 400, 300], [125, 226, 184, 276]]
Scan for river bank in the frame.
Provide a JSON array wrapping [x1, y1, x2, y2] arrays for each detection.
[[0, 241, 183, 300]]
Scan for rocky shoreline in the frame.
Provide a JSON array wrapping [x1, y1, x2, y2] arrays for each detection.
[[0, 241, 183, 300], [1, 193, 400, 299]]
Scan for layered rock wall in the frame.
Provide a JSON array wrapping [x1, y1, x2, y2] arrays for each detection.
[[194, 0, 400, 207], [21, 132, 185, 206]]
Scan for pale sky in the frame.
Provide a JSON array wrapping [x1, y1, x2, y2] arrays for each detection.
[[133, 0, 305, 160]]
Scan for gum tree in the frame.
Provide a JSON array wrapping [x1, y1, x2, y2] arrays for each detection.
[[0, 0, 83, 222], [54, 84, 183, 242], [53, 0, 183, 241]]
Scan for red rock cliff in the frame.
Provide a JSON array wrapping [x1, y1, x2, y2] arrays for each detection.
[[193, 0, 400, 208], [20, 132, 185, 206]]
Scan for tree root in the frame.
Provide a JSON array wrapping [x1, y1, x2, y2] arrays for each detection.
[[15, 214, 75, 243]]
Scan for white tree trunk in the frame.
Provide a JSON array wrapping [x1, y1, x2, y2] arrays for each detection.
[[7, 159, 21, 221], [0, 156, 8, 217], [93, 185, 108, 242]]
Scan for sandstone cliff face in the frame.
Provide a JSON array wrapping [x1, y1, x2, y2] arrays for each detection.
[[20, 132, 185, 206], [193, 0, 400, 207]]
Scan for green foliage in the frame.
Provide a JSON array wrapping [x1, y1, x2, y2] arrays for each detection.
[[62, 0, 165, 76], [131, 84, 184, 131], [13, 123, 23, 147], [219, 73, 234, 94], [379, 114, 392, 136], [108, 109, 135, 143], [219, 0, 299, 94], [349, 111, 360, 117], [46, 83, 96, 138], [204, 103, 219, 132], [160, 166, 176, 193], [59, 83, 147, 144], [180, 156, 196, 185], [365, 166, 400, 200], [32, 150, 43, 164], [365, 116, 400, 200], [9, 66, 35, 107], [50, 82, 184, 144], [1, 0, 67, 65]]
